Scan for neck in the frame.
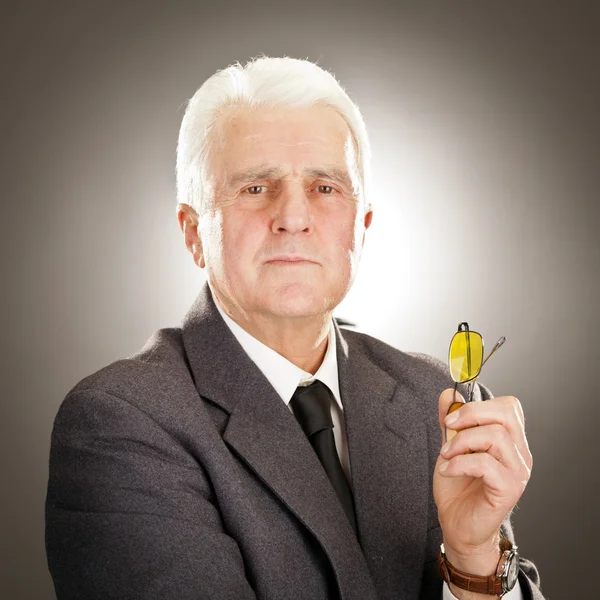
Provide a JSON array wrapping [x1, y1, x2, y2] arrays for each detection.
[[211, 290, 331, 375]]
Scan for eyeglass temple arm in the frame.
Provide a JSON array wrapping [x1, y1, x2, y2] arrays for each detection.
[[480, 336, 507, 369], [468, 337, 506, 402]]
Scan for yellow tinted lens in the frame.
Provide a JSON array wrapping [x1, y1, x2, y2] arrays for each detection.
[[449, 331, 483, 382]]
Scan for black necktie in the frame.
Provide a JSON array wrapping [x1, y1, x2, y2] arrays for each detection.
[[290, 380, 358, 535]]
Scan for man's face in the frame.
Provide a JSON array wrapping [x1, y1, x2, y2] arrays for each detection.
[[195, 104, 373, 321]]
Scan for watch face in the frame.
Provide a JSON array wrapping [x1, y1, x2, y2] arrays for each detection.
[[505, 554, 519, 590]]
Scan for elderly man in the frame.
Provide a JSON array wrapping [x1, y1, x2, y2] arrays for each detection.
[[45, 56, 544, 600]]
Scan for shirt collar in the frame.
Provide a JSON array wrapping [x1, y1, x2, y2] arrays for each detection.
[[207, 283, 343, 411]]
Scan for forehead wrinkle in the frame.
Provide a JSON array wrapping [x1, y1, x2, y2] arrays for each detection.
[[225, 164, 285, 187]]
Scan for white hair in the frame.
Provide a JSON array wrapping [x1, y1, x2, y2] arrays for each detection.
[[175, 55, 373, 214]]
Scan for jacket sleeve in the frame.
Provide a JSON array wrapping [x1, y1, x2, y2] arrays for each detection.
[[499, 517, 545, 600], [45, 388, 257, 600]]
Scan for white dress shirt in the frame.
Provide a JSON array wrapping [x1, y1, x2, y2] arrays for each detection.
[[209, 286, 523, 600]]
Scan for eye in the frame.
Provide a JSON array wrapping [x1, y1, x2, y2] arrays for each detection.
[[317, 185, 335, 194], [245, 185, 268, 195]]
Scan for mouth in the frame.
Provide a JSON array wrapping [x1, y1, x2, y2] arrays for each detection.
[[265, 255, 318, 265]]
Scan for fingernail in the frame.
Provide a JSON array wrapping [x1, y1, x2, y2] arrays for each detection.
[[445, 411, 459, 426], [441, 441, 451, 455], [439, 461, 448, 472]]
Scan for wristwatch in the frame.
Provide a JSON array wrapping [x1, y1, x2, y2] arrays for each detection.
[[437, 536, 520, 597]]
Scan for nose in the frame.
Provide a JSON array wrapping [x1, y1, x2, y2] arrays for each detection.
[[271, 182, 312, 235]]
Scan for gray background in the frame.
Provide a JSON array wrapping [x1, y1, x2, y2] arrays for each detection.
[[1, 1, 598, 598]]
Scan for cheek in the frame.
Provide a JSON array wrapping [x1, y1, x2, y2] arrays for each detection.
[[335, 213, 362, 254], [339, 214, 366, 270], [324, 227, 360, 280], [198, 214, 223, 268], [220, 214, 264, 270], [199, 210, 257, 275]]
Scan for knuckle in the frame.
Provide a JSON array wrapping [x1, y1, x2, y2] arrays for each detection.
[[511, 395, 524, 414], [516, 444, 533, 472], [522, 453, 533, 474], [502, 395, 519, 410], [509, 397, 525, 422], [492, 424, 508, 445]]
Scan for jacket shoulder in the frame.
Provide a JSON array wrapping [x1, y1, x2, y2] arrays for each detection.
[[340, 328, 493, 401], [66, 327, 194, 404], [341, 328, 449, 385]]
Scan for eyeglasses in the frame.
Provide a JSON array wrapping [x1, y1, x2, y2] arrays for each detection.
[[445, 322, 506, 443]]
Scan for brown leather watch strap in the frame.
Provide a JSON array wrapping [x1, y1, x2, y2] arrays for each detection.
[[437, 537, 513, 597], [438, 555, 503, 595]]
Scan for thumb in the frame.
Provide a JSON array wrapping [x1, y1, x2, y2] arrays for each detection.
[[438, 387, 465, 444]]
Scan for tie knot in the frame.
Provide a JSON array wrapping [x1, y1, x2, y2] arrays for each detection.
[[290, 380, 334, 438]]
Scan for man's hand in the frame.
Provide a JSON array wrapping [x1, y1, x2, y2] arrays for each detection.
[[433, 388, 533, 588]]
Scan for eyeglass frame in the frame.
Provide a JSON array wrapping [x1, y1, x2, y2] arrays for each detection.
[[448, 322, 506, 402]]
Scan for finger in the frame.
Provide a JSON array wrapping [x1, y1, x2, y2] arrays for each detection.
[[438, 388, 465, 444], [440, 423, 527, 474], [443, 396, 533, 470], [438, 453, 519, 505], [444, 395, 533, 470]]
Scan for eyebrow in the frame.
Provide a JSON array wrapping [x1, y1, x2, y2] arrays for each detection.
[[226, 164, 356, 191]]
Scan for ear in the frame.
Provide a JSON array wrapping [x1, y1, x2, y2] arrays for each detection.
[[177, 203, 205, 269], [361, 206, 373, 248]]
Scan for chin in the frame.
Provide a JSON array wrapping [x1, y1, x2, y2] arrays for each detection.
[[260, 285, 338, 318]]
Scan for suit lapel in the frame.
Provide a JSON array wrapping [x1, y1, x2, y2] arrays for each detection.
[[181, 284, 378, 600], [335, 321, 431, 599]]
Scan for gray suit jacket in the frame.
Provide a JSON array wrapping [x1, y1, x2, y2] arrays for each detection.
[[45, 283, 545, 599]]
